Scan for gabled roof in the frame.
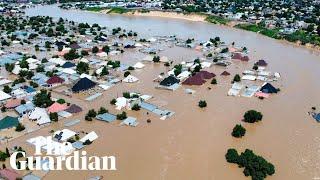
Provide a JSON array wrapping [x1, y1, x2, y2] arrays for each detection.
[[48, 102, 68, 113], [0, 169, 20, 180], [260, 83, 278, 93], [182, 74, 206, 85], [5, 99, 22, 109], [65, 104, 82, 114], [71, 77, 97, 93], [0, 116, 19, 130], [47, 75, 65, 85], [159, 76, 180, 86], [62, 62, 75, 68], [221, 71, 231, 76]]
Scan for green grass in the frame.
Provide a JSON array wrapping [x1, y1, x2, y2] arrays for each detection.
[[205, 15, 230, 25], [85, 7, 106, 12], [107, 7, 131, 14], [235, 23, 320, 46], [235, 24, 281, 39]]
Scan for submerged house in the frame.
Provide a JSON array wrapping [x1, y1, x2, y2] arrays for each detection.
[[255, 59, 268, 67], [71, 77, 97, 93], [65, 104, 82, 114], [159, 76, 180, 87], [47, 75, 65, 86], [260, 83, 278, 93], [0, 116, 19, 131]]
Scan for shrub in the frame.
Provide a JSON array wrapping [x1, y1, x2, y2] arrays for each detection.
[[15, 123, 25, 132], [92, 46, 99, 53], [57, 99, 65, 104], [123, 92, 131, 99], [225, 148, 239, 163], [131, 104, 140, 111], [116, 111, 127, 120], [243, 110, 263, 123], [198, 100, 207, 108], [232, 124, 246, 138], [49, 112, 58, 122], [124, 71, 130, 77], [128, 66, 134, 70], [153, 56, 160, 63], [233, 74, 241, 82], [87, 109, 97, 118], [98, 107, 108, 114], [110, 98, 117, 105], [211, 78, 217, 85]]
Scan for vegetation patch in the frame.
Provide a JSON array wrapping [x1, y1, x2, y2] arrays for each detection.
[[205, 15, 229, 25], [225, 148, 275, 180], [107, 7, 131, 14]]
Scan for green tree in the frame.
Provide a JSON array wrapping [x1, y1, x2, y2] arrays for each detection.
[[3, 85, 12, 93], [76, 62, 89, 74], [100, 66, 109, 76], [243, 110, 263, 123], [92, 46, 99, 53], [116, 111, 127, 120], [124, 71, 130, 77], [211, 78, 217, 85], [232, 124, 246, 138], [131, 104, 141, 111], [198, 100, 207, 108], [102, 45, 110, 53], [153, 56, 160, 63], [49, 112, 58, 122], [98, 107, 108, 114], [33, 90, 53, 108], [15, 123, 25, 132], [233, 74, 241, 82]]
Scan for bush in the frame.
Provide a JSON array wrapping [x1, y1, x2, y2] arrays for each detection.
[[110, 98, 117, 105], [243, 110, 263, 123], [233, 74, 241, 82], [225, 148, 239, 163], [116, 111, 127, 120], [15, 123, 25, 132], [231, 124, 246, 138], [92, 46, 99, 53], [211, 78, 217, 85], [83, 139, 92, 145], [131, 104, 140, 111], [57, 99, 65, 104], [49, 112, 58, 122], [87, 109, 97, 118], [153, 56, 160, 63], [122, 92, 131, 99], [124, 71, 130, 77], [128, 66, 134, 70], [3, 85, 12, 93], [98, 107, 108, 114], [198, 100, 207, 108]]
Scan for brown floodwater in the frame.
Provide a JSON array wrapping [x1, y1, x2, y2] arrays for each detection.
[[5, 4, 319, 180]]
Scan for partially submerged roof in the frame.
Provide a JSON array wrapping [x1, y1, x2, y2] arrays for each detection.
[[71, 77, 97, 93], [47, 102, 68, 113], [159, 76, 180, 86], [65, 104, 82, 114], [96, 113, 116, 123], [260, 83, 278, 93], [0, 116, 19, 130]]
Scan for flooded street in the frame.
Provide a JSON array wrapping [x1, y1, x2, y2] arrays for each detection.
[[16, 4, 320, 180]]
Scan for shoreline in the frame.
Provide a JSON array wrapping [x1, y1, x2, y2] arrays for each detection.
[[86, 8, 320, 53]]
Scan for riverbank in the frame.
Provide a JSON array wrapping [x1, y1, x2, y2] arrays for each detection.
[[85, 8, 320, 52]]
